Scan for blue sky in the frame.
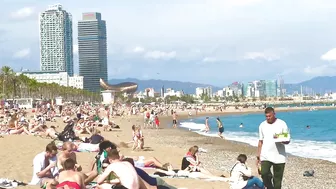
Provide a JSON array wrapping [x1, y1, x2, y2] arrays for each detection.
[[1, 0, 336, 86]]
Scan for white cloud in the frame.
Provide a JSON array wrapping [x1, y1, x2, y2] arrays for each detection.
[[10, 7, 35, 19], [13, 48, 30, 59], [73, 44, 78, 55], [243, 51, 280, 61], [202, 57, 218, 62], [321, 48, 336, 61], [303, 64, 336, 75], [133, 46, 145, 53], [144, 50, 176, 60]]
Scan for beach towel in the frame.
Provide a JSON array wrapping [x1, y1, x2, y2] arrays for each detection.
[[56, 142, 99, 152]]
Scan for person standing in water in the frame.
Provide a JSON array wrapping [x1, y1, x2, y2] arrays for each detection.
[[204, 117, 210, 133], [172, 111, 178, 128], [216, 117, 224, 139]]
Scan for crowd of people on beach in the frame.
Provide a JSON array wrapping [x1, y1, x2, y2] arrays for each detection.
[[0, 100, 290, 189]]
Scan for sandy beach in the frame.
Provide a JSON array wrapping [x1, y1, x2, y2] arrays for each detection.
[[0, 106, 335, 189]]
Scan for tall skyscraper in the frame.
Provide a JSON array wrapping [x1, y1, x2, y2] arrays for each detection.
[[265, 80, 278, 97], [39, 4, 73, 76], [78, 12, 107, 92], [277, 74, 285, 96]]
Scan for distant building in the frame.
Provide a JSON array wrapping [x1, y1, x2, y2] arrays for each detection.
[[216, 90, 224, 97], [39, 4, 73, 76], [204, 86, 213, 97], [243, 82, 254, 97], [229, 82, 243, 97], [161, 86, 165, 97], [18, 71, 83, 89], [253, 80, 266, 97], [164, 89, 183, 98], [265, 80, 278, 97], [195, 87, 204, 98], [78, 12, 107, 92], [277, 75, 285, 97]]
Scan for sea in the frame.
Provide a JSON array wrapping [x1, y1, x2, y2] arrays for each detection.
[[179, 109, 336, 163]]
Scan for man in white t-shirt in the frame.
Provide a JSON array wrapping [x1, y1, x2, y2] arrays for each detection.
[[30, 143, 59, 188], [257, 107, 290, 189]]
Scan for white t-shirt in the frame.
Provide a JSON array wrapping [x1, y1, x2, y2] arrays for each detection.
[[259, 118, 289, 164], [30, 152, 58, 185], [102, 117, 109, 125], [229, 162, 252, 189]]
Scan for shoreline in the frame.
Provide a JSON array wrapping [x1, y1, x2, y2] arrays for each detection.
[[144, 112, 336, 188], [172, 106, 336, 164]]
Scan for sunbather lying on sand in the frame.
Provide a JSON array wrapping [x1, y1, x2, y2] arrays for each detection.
[[154, 163, 227, 181], [123, 158, 175, 189], [126, 156, 164, 169], [44, 126, 59, 139]]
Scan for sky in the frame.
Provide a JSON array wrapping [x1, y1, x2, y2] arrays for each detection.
[[1, 0, 336, 86]]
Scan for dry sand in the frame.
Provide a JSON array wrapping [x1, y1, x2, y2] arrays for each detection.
[[1, 106, 335, 189]]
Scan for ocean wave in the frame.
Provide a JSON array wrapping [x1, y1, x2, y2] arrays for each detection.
[[179, 121, 336, 163]]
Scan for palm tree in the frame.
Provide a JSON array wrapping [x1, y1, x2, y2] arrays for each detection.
[[1, 66, 14, 98]]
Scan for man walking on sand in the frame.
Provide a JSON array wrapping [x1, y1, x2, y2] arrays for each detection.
[[257, 107, 290, 189]]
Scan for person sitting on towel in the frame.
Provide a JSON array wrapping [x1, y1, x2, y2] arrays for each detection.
[[54, 158, 85, 189]]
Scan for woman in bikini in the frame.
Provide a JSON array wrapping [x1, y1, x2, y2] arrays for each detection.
[[132, 125, 144, 150]]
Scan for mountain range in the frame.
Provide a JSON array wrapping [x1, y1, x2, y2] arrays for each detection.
[[108, 76, 336, 95]]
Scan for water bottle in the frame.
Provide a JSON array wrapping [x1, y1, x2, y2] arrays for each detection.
[[258, 163, 262, 175]]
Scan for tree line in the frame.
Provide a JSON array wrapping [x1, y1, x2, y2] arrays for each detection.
[[0, 66, 101, 102]]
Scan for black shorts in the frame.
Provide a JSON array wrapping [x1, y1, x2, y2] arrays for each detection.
[[173, 120, 177, 124], [77, 113, 81, 119], [219, 127, 224, 133]]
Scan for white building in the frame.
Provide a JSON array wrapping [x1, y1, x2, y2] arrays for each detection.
[[68, 75, 84, 89], [39, 4, 74, 76], [195, 87, 204, 98], [164, 89, 183, 98], [19, 71, 83, 89], [204, 86, 213, 97], [216, 90, 225, 97]]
